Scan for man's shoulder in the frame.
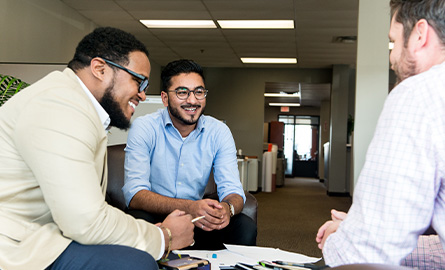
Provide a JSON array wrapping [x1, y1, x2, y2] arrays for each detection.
[[33, 68, 77, 88], [12, 68, 89, 110], [405, 61, 445, 85]]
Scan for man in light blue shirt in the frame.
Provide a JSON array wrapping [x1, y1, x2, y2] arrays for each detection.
[[123, 59, 257, 250]]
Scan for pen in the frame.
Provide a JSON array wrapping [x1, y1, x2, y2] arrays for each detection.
[[259, 261, 304, 270], [191, 215, 205, 223], [235, 263, 255, 270], [272, 261, 321, 270]]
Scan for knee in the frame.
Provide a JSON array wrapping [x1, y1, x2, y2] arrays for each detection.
[[50, 243, 159, 270], [232, 215, 257, 245], [244, 219, 257, 245], [123, 249, 158, 270], [235, 214, 257, 231]]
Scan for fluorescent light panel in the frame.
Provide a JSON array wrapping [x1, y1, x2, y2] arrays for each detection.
[[264, 92, 300, 98], [241, 58, 297, 64], [140, 20, 216, 28], [218, 20, 294, 29], [269, 103, 300, 107]]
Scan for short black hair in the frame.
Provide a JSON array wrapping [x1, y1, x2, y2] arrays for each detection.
[[390, 0, 445, 47], [67, 27, 149, 71], [161, 59, 204, 92]]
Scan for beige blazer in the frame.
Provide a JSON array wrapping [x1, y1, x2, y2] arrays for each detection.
[[0, 68, 163, 270]]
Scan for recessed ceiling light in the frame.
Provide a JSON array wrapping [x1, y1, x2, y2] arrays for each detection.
[[140, 20, 216, 28], [217, 20, 294, 29], [264, 92, 300, 98], [241, 58, 297, 64], [269, 103, 301, 107]]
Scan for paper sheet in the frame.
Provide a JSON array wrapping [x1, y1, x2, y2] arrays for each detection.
[[173, 244, 321, 270], [224, 244, 320, 264]]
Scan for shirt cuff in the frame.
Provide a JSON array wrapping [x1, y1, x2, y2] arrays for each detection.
[[156, 226, 165, 260]]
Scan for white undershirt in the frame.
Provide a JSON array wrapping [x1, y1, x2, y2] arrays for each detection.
[[75, 76, 111, 131]]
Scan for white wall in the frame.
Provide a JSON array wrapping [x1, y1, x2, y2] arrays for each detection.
[[0, 64, 65, 83], [0, 0, 96, 64], [353, 0, 390, 188]]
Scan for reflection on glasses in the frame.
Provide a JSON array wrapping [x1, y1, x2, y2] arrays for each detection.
[[168, 87, 208, 100], [99, 57, 149, 93]]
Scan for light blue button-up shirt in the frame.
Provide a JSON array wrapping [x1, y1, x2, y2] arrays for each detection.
[[123, 108, 245, 206]]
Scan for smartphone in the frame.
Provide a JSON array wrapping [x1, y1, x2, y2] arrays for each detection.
[[158, 257, 210, 270]]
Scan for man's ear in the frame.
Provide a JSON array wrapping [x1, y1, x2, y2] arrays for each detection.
[[412, 19, 429, 51], [90, 57, 107, 81], [161, 91, 169, 107]]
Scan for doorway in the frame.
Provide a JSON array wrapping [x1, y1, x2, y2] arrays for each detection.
[[279, 115, 319, 178]]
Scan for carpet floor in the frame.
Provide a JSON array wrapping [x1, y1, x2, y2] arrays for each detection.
[[252, 177, 352, 258]]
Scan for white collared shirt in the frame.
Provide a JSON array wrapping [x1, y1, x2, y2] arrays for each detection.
[[75, 76, 111, 131]]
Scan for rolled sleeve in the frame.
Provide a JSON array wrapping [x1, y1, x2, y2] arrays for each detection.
[[213, 124, 246, 203], [123, 117, 154, 206]]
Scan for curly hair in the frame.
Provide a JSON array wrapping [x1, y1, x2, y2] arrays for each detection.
[[390, 0, 445, 47], [67, 27, 149, 71]]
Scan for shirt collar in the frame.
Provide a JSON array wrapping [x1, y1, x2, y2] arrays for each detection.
[[76, 76, 111, 131]]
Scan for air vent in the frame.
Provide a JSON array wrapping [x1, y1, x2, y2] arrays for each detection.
[[332, 36, 357, 44]]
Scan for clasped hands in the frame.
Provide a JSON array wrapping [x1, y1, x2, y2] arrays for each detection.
[[316, 209, 347, 249], [189, 199, 231, 231]]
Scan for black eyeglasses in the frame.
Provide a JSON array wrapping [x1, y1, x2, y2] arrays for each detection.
[[168, 87, 208, 100], [100, 57, 149, 93]]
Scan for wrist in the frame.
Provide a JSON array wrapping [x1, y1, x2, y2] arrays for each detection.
[[185, 200, 197, 215], [159, 225, 172, 260], [222, 201, 235, 217]]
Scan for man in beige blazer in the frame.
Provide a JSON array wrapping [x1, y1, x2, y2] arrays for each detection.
[[0, 27, 194, 270]]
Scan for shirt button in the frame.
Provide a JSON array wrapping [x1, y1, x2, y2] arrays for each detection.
[[181, 163, 184, 167], [178, 182, 182, 185]]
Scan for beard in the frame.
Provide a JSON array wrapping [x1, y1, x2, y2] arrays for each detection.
[[393, 47, 417, 85], [167, 98, 205, 126], [100, 83, 130, 131]]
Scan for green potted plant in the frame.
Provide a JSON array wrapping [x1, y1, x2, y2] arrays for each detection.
[[0, 74, 30, 107]]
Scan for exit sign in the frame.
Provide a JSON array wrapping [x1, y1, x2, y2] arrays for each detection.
[[280, 106, 290, 112]]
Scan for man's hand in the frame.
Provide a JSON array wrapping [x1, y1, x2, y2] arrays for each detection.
[[330, 209, 347, 221], [188, 199, 230, 232], [160, 209, 194, 250], [315, 209, 347, 249]]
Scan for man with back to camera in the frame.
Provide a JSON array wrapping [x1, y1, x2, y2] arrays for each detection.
[[316, 0, 445, 268], [0, 27, 194, 270], [123, 59, 257, 250]]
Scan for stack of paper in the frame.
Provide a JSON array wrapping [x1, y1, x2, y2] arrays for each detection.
[[173, 244, 321, 270]]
